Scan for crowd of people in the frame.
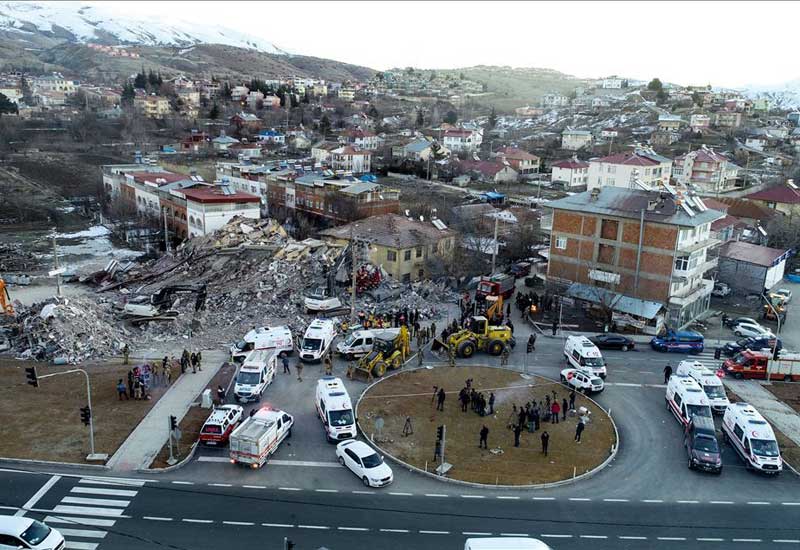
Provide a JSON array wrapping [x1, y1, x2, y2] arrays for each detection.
[[117, 346, 204, 401]]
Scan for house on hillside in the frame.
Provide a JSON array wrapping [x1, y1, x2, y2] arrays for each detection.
[[496, 147, 540, 175], [551, 158, 590, 189], [561, 129, 592, 151]]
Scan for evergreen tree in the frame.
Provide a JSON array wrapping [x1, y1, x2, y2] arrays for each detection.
[[368, 105, 380, 119], [647, 78, 663, 91], [320, 114, 331, 137], [209, 102, 219, 119], [444, 110, 457, 124], [20, 75, 33, 104], [416, 108, 424, 128], [121, 82, 136, 106], [487, 107, 497, 130], [0, 93, 18, 115], [134, 70, 147, 90]]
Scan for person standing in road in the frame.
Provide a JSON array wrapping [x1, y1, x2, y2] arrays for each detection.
[[551, 400, 560, 424], [282, 354, 290, 374], [527, 334, 536, 352], [190, 352, 197, 374], [513, 423, 522, 447], [551, 319, 558, 336], [541, 430, 550, 455], [296, 362, 304, 382], [436, 388, 446, 411], [479, 425, 489, 449], [575, 420, 585, 443], [488, 392, 496, 415], [562, 398, 568, 421], [663, 363, 673, 384], [196, 351, 202, 371], [216, 385, 226, 404], [324, 354, 333, 376]]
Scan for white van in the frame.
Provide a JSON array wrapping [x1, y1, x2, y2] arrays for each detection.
[[665, 375, 713, 426], [676, 360, 729, 414], [465, 538, 552, 550], [300, 319, 337, 362], [230, 325, 294, 362], [336, 328, 400, 360], [233, 349, 276, 403], [315, 376, 356, 442], [564, 335, 607, 378], [722, 402, 782, 474]]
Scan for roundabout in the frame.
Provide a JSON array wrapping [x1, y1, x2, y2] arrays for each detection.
[[357, 365, 618, 486]]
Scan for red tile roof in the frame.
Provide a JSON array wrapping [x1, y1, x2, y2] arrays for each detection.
[[745, 185, 800, 204], [181, 187, 260, 204], [552, 159, 589, 169], [593, 152, 659, 166], [444, 129, 473, 137], [498, 147, 540, 161], [459, 160, 511, 177]]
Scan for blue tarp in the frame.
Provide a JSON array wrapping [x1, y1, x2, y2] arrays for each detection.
[[482, 191, 505, 200]]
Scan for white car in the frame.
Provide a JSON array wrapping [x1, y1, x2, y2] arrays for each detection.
[[0, 516, 64, 550], [560, 368, 604, 393], [734, 322, 775, 339], [336, 440, 393, 487]]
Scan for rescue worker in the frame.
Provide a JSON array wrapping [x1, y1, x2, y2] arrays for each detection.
[[663, 363, 673, 384], [122, 344, 130, 365]]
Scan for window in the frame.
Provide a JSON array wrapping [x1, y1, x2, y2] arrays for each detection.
[[387, 250, 397, 262], [555, 237, 567, 250], [733, 424, 744, 440], [675, 257, 688, 271], [673, 394, 683, 408], [418, 269, 424, 278], [404, 250, 411, 261], [402, 273, 411, 283], [416, 247, 423, 258]]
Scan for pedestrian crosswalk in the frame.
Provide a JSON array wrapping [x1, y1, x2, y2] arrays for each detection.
[[44, 477, 143, 550]]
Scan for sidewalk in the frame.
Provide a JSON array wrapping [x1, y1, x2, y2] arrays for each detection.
[[722, 379, 800, 448], [106, 350, 229, 471]]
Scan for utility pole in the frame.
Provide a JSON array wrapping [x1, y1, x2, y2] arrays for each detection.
[[350, 225, 358, 323], [51, 231, 62, 298], [162, 208, 170, 254], [490, 214, 499, 274]]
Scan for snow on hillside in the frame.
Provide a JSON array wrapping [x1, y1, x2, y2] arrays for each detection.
[[0, 1, 289, 54], [741, 79, 800, 110]]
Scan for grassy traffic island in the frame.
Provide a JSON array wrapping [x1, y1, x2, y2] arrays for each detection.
[[358, 366, 617, 486]]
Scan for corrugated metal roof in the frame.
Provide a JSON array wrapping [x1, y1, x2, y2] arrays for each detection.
[[566, 283, 664, 320]]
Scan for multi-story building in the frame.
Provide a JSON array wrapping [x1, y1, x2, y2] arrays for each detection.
[[587, 149, 672, 191], [179, 186, 260, 238], [495, 147, 540, 175], [561, 129, 593, 151], [134, 95, 171, 119], [689, 114, 711, 132], [338, 88, 356, 101], [672, 146, 739, 194], [714, 111, 743, 128], [601, 76, 623, 89], [443, 128, 483, 153], [34, 73, 76, 94], [551, 158, 590, 188], [331, 146, 372, 174], [541, 93, 569, 107], [319, 213, 455, 283], [545, 186, 724, 328], [339, 128, 379, 150]]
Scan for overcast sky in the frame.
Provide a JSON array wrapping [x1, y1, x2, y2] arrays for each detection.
[[86, 1, 794, 88]]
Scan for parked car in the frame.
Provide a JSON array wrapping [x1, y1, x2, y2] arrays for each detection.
[[721, 336, 782, 357], [684, 416, 722, 474], [589, 333, 635, 351], [560, 368, 604, 393], [650, 330, 704, 354], [0, 516, 64, 550], [336, 439, 393, 487], [733, 322, 775, 339], [509, 261, 532, 278], [770, 288, 792, 303], [722, 316, 759, 329], [712, 282, 731, 297]]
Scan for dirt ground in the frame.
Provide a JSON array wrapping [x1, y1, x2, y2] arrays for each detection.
[[727, 389, 800, 471], [358, 366, 617, 485], [0, 357, 182, 463], [150, 362, 237, 468]]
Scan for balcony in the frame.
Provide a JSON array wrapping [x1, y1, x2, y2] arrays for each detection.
[[676, 237, 720, 255], [672, 257, 718, 281], [669, 279, 713, 306]]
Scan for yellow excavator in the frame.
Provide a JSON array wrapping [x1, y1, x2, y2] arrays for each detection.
[[0, 279, 14, 316], [350, 325, 410, 381], [447, 315, 515, 358]]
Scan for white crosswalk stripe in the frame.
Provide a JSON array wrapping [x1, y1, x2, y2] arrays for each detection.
[[45, 477, 141, 550]]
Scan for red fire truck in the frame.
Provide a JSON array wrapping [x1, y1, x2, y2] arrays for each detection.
[[723, 349, 800, 382], [476, 273, 516, 300]]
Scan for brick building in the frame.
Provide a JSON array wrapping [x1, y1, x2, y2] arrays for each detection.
[[545, 187, 724, 328]]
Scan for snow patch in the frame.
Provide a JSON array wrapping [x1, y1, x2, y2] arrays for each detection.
[[56, 225, 111, 239]]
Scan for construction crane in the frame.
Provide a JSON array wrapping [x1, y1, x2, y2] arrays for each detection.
[[0, 278, 14, 316]]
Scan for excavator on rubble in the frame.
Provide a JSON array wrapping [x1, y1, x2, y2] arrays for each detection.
[[120, 284, 208, 325], [0, 278, 14, 316], [349, 325, 410, 381]]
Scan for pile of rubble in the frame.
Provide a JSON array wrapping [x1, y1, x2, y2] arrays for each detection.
[[9, 295, 128, 363]]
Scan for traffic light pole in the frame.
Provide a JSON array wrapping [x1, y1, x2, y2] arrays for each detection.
[[37, 368, 102, 460]]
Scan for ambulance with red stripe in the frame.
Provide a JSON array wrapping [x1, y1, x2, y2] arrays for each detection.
[[665, 375, 712, 426], [199, 404, 244, 446], [229, 407, 293, 468], [722, 402, 782, 474]]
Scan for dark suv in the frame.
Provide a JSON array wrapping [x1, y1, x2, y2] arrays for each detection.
[[684, 416, 722, 474], [721, 336, 781, 358]]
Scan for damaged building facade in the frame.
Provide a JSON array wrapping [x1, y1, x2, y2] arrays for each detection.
[[545, 186, 724, 329]]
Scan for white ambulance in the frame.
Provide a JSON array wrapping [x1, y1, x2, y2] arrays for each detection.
[[315, 376, 356, 442], [233, 349, 276, 403], [722, 402, 782, 474], [336, 328, 400, 360], [564, 335, 607, 378], [230, 325, 294, 362], [229, 407, 294, 469], [665, 375, 712, 426], [676, 360, 729, 414], [300, 319, 337, 362]]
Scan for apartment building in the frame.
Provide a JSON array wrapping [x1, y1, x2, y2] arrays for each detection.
[[545, 186, 724, 328], [587, 149, 673, 191], [551, 158, 590, 189], [673, 146, 739, 194]]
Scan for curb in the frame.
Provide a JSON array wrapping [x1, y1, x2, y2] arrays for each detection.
[[355, 366, 620, 490], [138, 441, 199, 474], [0, 457, 110, 471]]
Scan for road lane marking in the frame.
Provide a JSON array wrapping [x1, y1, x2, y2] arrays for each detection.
[[57, 529, 106, 538], [619, 536, 648, 540], [782, 503, 800, 506], [171, 481, 194, 485], [263, 523, 293, 528], [64, 542, 98, 550], [425, 494, 448, 497], [774, 540, 800, 543], [17, 475, 61, 517], [278, 487, 301, 491], [142, 517, 173, 521], [603, 498, 628, 502], [208, 483, 232, 487], [677, 500, 699, 504], [52, 506, 124, 518], [642, 499, 664, 503], [569, 498, 591, 501], [733, 539, 762, 543], [420, 530, 449, 535], [463, 532, 493, 536], [223, 521, 254, 526], [533, 497, 555, 501], [351, 490, 372, 495], [78, 477, 148, 486], [497, 496, 520, 500], [658, 537, 687, 541], [61, 497, 131, 507], [501, 533, 529, 537], [315, 489, 338, 493], [182, 519, 213, 524], [541, 534, 573, 538], [388, 492, 413, 496], [461, 495, 485, 499], [298, 525, 329, 530], [697, 538, 724, 542], [70, 487, 138, 497], [44, 517, 116, 527], [747, 501, 770, 505], [380, 529, 409, 533], [244, 485, 267, 489], [710, 501, 734, 504], [338, 527, 369, 531], [580, 535, 608, 539]]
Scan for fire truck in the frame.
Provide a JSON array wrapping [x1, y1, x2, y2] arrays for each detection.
[[723, 349, 800, 382], [476, 273, 516, 300]]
